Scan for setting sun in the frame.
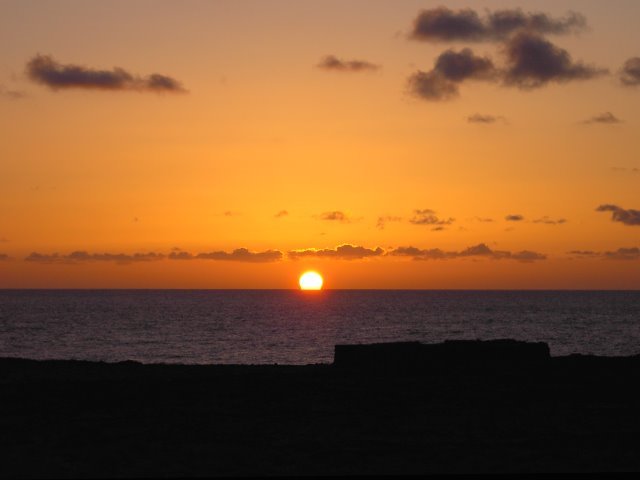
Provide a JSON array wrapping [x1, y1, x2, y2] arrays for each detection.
[[299, 271, 323, 290]]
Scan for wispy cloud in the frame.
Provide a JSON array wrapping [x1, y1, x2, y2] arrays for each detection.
[[0, 85, 26, 99], [288, 244, 384, 260], [596, 204, 640, 226], [317, 55, 380, 73], [533, 216, 567, 225], [611, 167, 639, 174], [505, 214, 524, 222], [409, 209, 455, 228], [0, 254, 10, 261], [315, 211, 354, 223], [582, 112, 622, 124], [26, 54, 187, 93], [467, 113, 507, 124], [274, 210, 289, 218], [376, 216, 403, 230]]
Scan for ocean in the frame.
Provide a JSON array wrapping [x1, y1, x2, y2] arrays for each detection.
[[1, 290, 639, 364]]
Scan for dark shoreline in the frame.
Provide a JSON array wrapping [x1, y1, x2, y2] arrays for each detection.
[[2, 340, 640, 476]]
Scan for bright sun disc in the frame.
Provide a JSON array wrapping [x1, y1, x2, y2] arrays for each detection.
[[299, 271, 323, 290]]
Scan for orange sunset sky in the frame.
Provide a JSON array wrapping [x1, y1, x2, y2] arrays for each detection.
[[1, 0, 640, 289]]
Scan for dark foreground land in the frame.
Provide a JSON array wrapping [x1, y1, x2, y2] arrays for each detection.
[[2, 340, 640, 477]]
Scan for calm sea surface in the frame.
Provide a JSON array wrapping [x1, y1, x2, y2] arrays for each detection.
[[1, 290, 639, 364]]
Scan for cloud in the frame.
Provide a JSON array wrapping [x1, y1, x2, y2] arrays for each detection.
[[459, 243, 496, 257], [316, 211, 353, 223], [26, 54, 186, 93], [0, 254, 9, 261], [611, 167, 640, 174], [604, 247, 640, 260], [582, 112, 622, 124], [620, 57, 640, 86], [169, 248, 283, 263], [467, 113, 506, 124], [25, 251, 165, 264], [502, 32, 607, 89], [274, 210, 289, 218], [596, 204, 640, 226], [533, 216, 567, 225], [388, 243, 546, 262], [434, 49, 497, 82], [407, 70, 460, 101], [388, 246, 449, 260], [505, 214, 524, 222], [410, 7, 485, 42], [376, 216, 403, 230], [410, 7, 586, 43], [510, 250, 548, 262], [407, 48, 496, 101], [167, 251, 195, 260], [568, 247, 640, 260], [317, 55, 380, 73], [0, 85, 26, 99], [288, 244, 384, 260], [409, 209, 454, 227], [567, 250, 599, 257]]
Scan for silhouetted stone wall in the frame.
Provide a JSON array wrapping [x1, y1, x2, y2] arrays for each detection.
[[334, 339, 550, 373]]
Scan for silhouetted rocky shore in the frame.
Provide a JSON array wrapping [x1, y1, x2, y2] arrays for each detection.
[[2, 339, 640, 476]]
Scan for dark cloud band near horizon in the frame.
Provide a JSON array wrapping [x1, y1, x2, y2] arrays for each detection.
[[288, 244, 384, 260], [25, 249, 282, 264], [169, 248, 283, 263], [18, 242, 550, 264], [26, 54, 186, 93], [569, 247, 640, 260], [388, 243, 546, 262], [25, 251, 166, 264]]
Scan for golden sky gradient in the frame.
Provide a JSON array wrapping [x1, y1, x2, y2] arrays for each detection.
[[1, 0, 640, 288]]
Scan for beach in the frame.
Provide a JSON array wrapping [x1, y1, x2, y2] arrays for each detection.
[[2, 340, 640, 476]]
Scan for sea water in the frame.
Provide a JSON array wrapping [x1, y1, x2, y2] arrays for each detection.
[[1, 290, 639, 364]]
